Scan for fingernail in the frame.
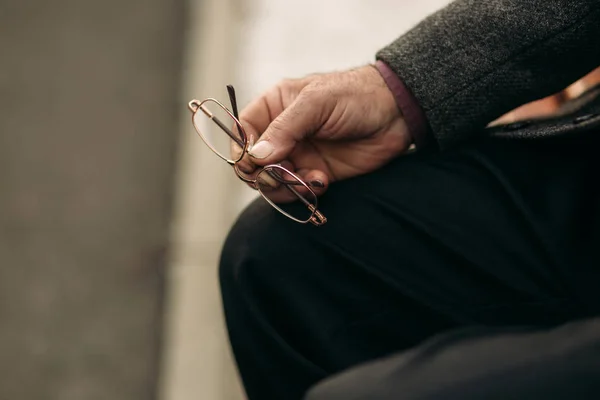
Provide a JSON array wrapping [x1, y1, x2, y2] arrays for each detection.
[[248, 141, 273, 159], [309, 180, 325, 188]]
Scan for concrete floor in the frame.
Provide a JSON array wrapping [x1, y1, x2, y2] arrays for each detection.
[[160, 1, 450, 399]]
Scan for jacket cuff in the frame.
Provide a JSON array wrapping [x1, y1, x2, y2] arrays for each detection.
[[374, 60, 431, 149]]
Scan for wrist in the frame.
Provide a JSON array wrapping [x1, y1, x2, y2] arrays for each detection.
[[373, 60, 431, 149]]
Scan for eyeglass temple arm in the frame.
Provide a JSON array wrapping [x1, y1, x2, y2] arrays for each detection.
[[227, 85, 240, 119], [209, 114, 245, 148], [308, 205, 327, 226]]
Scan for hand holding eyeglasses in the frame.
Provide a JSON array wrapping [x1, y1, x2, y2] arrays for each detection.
[[189, 65, 410, 225], [189, 86, 330, 225], [235, 65, 412, 200]]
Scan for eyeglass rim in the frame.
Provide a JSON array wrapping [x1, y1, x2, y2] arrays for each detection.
[[188, 85, 327, 226], [256, 165, 318, 224], [188, 98, 248, 164]]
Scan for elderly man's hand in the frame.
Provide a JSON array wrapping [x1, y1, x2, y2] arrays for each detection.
[[234, 66, 411, 200]]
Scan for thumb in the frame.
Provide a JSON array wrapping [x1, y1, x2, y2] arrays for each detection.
[[247, 92, 328, 165]]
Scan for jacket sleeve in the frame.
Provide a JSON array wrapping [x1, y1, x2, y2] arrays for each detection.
[[376, 0, 600, 149]]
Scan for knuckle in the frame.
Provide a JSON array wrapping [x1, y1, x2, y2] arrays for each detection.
[[298, 85, 322, 104], [304, 78, 336, 101], [278, 78, 297, 89], [267, 117, 286, 135]]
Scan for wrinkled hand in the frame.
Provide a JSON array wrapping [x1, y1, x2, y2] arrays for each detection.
[[234, 65, 411, 202]]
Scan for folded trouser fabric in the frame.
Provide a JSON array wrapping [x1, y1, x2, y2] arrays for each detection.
[[220, 97, 600, 400], [306, 317, 600, 399]]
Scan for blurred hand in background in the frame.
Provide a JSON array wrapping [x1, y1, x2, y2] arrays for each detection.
[[492, 66, 600, 125]]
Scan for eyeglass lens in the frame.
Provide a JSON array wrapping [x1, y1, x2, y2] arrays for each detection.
[[256, 166, 318, 223], [192, 99, 245, 162]]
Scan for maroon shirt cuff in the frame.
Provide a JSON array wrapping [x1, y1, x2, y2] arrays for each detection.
[[374, 60, 431, 148]]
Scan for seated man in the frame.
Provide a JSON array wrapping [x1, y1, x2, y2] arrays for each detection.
[[217, 0, 600, 398]]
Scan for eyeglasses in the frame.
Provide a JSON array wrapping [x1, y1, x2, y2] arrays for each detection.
[[187, 85, 327, 226]]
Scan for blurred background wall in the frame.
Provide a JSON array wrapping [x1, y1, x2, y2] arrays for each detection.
[[0, 0, 449, 399], [0, 0, 184, 399]]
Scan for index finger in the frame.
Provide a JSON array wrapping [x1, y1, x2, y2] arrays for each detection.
[[232, 81, 305, 171]]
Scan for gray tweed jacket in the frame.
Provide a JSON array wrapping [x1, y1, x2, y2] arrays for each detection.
[[376, 0, 600, 149]]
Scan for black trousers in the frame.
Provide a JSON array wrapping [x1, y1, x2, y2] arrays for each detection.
[[219, 128, 600, 400]]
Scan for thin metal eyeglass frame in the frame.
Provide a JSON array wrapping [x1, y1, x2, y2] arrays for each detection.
[[187, 85, 327, 226]]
